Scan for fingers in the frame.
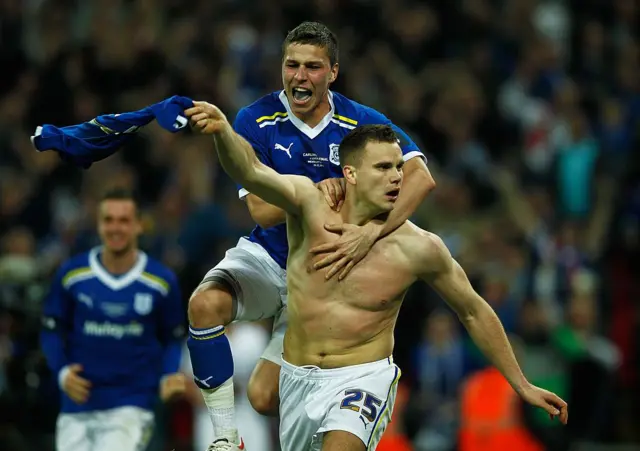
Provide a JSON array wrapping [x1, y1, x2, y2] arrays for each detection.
[[325, 256, 350, 280], [189, 112, 209, 123], [336, 199, 344, 212], [184, 106, 201, 117], [309, 242, 339, 254], [545, 392, 568, 424], [324, 223, 344, 233], [319, 184, 335, 208], [66, 376, 90, 403], [313, 251, 344, 270], [328, 183, 339, 209], [337, 260, 356, 280]]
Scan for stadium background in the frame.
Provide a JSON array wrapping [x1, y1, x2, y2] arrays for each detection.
[[0, 0, 639, 449]]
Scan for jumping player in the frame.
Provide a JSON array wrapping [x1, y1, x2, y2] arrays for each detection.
[[185, 21, 435, 450], [187, 107, 569, 451]]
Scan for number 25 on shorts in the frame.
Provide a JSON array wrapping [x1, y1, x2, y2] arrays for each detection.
[[340, 389, 383, 422]]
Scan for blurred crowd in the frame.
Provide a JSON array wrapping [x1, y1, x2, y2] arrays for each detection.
[[0, 0, 639, 450]]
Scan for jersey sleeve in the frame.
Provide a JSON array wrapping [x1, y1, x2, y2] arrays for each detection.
[[232, 107, 273, 199], [158, 270, 186, 375], [40, 264, 73, 375], [359, 106, 426, 163]]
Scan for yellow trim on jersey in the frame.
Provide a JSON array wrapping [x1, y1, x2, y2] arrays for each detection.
[[256, 112, 288, 123], [89, 118, 117, 134], [62, 267, 93, 287], [333, 114, 358, 125], [141, 272, 170, 292]]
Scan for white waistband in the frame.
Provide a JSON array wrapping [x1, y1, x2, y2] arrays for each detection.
[[281, 356, 394, 380]]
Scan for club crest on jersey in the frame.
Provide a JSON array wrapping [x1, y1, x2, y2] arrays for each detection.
[[134, 293, 153, 315], [329, 143, 340, 166]]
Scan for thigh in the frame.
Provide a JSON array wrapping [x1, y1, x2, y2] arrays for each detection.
[[322, 430, 366, 451], [247, 357, 281, 416], [202, 239, 286, 323], [93, 407, 154, 451], [279, 371, 321, 451], [56, 413, 92, 451], [319, 364, 401, 450]]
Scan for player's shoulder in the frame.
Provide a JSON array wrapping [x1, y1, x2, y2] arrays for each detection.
[[396, 222, 449, 263], [57, 251, 91, 277], [234, 91, 288, 127], [140, 252, 178, 291], [54, 250, 93, 288], [331, 91, 389, 126]]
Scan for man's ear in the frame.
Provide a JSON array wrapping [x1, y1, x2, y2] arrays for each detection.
[[329, 63, 339, 84], [343, 164, 356, 185]]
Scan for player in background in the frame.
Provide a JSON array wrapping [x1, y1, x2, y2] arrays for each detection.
[[185, 21, 435, 450], [40, 188, 187, 451]]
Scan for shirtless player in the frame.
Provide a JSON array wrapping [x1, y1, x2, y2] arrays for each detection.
[[186, 103, 568, 451]]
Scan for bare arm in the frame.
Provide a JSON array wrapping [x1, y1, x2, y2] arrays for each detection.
[[245, 194, 287, 229], [187, 101, 310, 215], [420, 234, 529, 394]]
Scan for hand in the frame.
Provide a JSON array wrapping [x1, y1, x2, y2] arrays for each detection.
[[61, 364, 91, 404], [519, 383, 568, 425], [316, 178, 346, 211], [310, 222, 382, 280], [160, 373, 186, 402], [184, 101, 229, 135]]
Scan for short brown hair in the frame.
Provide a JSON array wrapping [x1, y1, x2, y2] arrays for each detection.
[[282, 21, 339, 66], [338, 125, 399, 167]]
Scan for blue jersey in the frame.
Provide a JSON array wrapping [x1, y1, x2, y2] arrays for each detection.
[[40, 247, 185, 414], [233, 90, 425, 268]]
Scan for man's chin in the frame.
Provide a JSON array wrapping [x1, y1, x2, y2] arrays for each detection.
[[104, 245, 130, 255]]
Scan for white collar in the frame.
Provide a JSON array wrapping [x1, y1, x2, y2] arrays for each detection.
[[89, 247, 147, 291], [279, 90, 335, 139]]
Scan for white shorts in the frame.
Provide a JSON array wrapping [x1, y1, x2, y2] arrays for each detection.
[[200, 237, 288, 364], [56, 406, 153, 451], [279, 357, 401, 451]]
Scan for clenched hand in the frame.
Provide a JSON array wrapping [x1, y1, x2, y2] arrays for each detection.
[[62, 364, 91, 404], [185, 101, 229, 135]]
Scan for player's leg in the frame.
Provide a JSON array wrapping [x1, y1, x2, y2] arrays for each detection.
[[247, 358, 281, 416], [321, 431, 366, 451], [187, 238, 286, 448], [318, 359, 401, 451], [55, 413, 92, 451], [92, 406, 154, 451], [187, 279, 238, 444], [246, 306, 287, 416]]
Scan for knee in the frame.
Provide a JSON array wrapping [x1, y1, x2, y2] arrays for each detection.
[[188, 282, 234, 328], [247, 375, 280, 417]]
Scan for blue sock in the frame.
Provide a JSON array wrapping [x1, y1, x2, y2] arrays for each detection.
[[188, 325, 238, 442], [187, 325, 234, 390]]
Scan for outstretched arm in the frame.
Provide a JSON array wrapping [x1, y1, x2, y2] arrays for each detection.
[[420, 234, 569, 424], [186, 101, 308, 215]]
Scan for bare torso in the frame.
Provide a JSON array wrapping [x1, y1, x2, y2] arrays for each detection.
[[284, 185, 428, 368]]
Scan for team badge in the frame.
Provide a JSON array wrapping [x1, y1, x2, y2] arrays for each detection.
[[329, 143, 340, 165], [134, 293, 153, 315]]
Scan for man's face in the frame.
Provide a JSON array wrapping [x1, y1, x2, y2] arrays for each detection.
[[97, 199, 141, 254], [282, 43, 338, 118], [350, 141, 404, 214]]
